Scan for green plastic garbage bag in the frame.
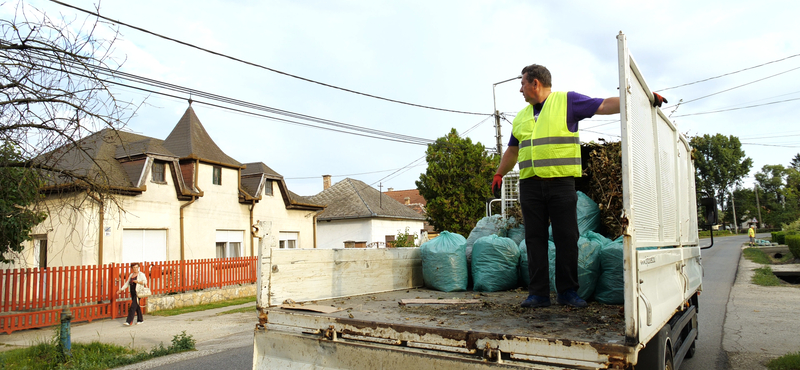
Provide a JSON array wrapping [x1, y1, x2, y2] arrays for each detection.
[[466, 215, 508, 262], [472, 235, 520, 292], [519, 240, 529, 287], [594, 239, 624, 305], [420, 231, 468, 292], [547, 231, 609, 299], [576, 191, 601, 235]]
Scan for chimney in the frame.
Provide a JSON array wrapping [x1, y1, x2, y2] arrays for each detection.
[[404, 197, 410, 205], [387, 187, 394, 192], [323, 175, 331, 190]]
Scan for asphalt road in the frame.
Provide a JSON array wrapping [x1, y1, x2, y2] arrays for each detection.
[[679, 233, 750, 370], [148, 343, 252, 370]]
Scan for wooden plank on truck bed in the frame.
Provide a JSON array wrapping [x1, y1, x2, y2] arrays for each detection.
[[268, 248, 423, 306], [399, 299, 481, 305], [280, 304, 344, 313]]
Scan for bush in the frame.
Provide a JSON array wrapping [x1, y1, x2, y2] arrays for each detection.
[[786, 235, 800, 260], [393, 227, 417, 248], [773, 231, 786, 245]]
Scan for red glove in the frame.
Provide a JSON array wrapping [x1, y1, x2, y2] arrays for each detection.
[[492, 174, 503, 195], [653, 92, 668, 107]]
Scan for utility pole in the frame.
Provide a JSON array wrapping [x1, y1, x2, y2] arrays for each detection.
[[494, 110, 502, 156], [730, 190, 738, 234], [492, 75, 522, 157], [754, 184, 763, 228]]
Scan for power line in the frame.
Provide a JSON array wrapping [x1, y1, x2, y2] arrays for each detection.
[[743, 134, 800, 141], [286, 165, 427, 180], [656, 52, 800, 92], [6, 49, 436, 145], [672, 97, 800, 117], [370, 116, 495, 186], [740, 142, 800, 148], [50, 0, 489, 116], [663, 65, 800, 109]]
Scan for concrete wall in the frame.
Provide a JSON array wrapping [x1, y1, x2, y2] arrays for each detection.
[[146, 283, 256, 313]]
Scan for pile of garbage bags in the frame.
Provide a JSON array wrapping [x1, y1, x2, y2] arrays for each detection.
[[419, 190, 627, 303]]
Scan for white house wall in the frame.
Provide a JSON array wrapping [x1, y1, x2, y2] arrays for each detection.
[[5, 163, 319, 269], [252, 181, 317, 250], [316, 218, 425, 249], [15, 192, 101, 268], [369, 219, 425, 246], [181, 164, 250, 260]]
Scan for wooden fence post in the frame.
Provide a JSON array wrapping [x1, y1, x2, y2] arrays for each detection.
[[109, 263, 116, 320]]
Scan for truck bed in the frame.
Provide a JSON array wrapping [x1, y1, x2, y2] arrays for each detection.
[[266, 288, 626, 346]]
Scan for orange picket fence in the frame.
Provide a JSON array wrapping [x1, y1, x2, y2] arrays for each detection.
[[0, 257, 257, 334]]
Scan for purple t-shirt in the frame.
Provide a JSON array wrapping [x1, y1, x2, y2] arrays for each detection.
[[507, 91, 604, 146]]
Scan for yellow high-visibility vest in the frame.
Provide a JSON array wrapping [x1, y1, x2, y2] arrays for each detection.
[[511, 91, 581, 179]]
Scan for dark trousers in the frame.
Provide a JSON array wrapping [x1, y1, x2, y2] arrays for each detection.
[[520, 177, 580, 296], [126, 288, 143, 323]]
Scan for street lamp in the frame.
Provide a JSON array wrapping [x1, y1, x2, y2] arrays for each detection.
[[492, 75, 522, 156]]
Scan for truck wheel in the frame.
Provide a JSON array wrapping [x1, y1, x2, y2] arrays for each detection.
[[636, 325, 671, 370], [665, 347, 675, 370]]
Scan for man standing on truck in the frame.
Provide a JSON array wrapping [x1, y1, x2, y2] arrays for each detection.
[[491, 64, 666, 308]]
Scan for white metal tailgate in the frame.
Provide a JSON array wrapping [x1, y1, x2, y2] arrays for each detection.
[[617, 32, 701, 345]]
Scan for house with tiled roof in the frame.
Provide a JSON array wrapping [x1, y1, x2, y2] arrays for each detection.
[[307, 178, 425, 249], [8, 106, 324, 268], [383, 188, 436, 236]]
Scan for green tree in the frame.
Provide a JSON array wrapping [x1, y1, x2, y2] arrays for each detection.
[[727, 187, 756, 230], [0, 145, 47, 263], [690, 134, 753, 227], [790, 153, 800, 171], [755, 165, 800, 227], [416, 128, 498, 236]]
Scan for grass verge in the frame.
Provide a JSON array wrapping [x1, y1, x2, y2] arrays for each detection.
[[698, 230, 737, 239], [767, 351, 800, 370], [752, 267, 783, 286], [0, 331, 195, 370], [150, 296, 255, 316], [743, 247, 772, 264]]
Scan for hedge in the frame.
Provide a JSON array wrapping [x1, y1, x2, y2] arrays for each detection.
[[787, 235, 800, 260], [773, 231, 785, 245]]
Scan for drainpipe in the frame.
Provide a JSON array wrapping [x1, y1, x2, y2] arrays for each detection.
[[87, 191, 104, 265], [179, 196, 197, 261], [249, 201, 255, 256], [313, 210, 323, 248]]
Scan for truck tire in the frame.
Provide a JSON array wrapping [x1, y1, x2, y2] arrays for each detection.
[[665, 347, 675, 370], [636, 325, 672, 370]]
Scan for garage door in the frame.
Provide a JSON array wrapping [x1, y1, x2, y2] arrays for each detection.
[[122, 229, 167, 263]]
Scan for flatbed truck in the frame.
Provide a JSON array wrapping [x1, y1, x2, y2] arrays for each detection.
[[251, 32, 709, 370]]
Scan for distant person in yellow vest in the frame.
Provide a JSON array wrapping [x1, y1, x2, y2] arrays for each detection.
[[492, 64, 666, 308], [748, 226, 755, 246]]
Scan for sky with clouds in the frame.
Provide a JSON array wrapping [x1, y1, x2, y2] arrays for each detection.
[[8, 0, 800, 196]]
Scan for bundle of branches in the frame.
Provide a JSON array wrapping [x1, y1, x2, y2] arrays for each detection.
[[578, 140, 624, 239]]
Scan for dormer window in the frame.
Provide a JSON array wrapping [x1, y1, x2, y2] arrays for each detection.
[[264, 180, 273, 196], [152, 162, 165, 182], [213, 166, 222, 185]]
